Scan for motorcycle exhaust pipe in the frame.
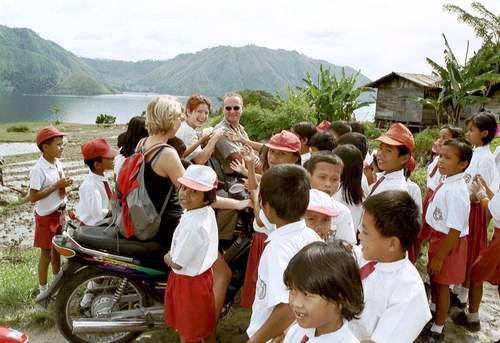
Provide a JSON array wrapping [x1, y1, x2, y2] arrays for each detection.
[[72, 319, 150, 334]]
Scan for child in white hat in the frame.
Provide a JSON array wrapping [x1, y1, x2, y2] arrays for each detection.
[[163, 164, 219, 343], [305, 189, 338, 241]]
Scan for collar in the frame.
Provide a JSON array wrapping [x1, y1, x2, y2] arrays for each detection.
[[444, 172, 465, 184], [183, 206, 210, 216], [374, 256, 408, 273], [88, 170, 107, 181], [265, 219, 306, 243], [303, 319, 350, 339], [473, 144, 489, 152], [39, 155, 58, 169], [222, 118, 243, 131], [383, 169, 405, 179]]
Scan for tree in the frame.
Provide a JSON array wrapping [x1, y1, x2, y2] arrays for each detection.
[[49, 104, 62, 125], [299, 65, 374, 123]]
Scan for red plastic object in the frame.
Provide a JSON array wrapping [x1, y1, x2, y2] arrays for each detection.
[[0, 327, 28, 343]]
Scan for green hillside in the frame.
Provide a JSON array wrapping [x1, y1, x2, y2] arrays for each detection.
[[0, 25, 113, 95]]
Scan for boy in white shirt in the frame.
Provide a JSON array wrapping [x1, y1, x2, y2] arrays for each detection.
[[350, 190, 431, 342], [283, 241, 363, 343], [76, 138, 118, 226], [304, 152, 356, 244], [246, 165, 321, 343]]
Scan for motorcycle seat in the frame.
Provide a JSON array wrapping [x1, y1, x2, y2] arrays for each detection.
[[74, 225, 165, 257]]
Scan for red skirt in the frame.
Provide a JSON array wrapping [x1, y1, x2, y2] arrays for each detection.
[[239, 232, 267, 308], [34, 210, 65, 249], [428, 230, 468, 285], [470, 229, 500, 285], [164, 269, 216, 341], [465, 202, 490, 286]]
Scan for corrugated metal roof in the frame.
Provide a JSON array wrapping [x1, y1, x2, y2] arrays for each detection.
[[364, 72, 441, 89]]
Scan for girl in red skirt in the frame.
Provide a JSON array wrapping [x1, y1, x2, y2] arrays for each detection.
[[453, 175, 500, 332], [238, 130, 302, 308], [455, 111, 499, 305], [425, 139, 472, 341], [164, 165, 219, 342]]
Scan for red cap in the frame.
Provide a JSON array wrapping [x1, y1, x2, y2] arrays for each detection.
[[316, 120, 331, 133], [81, 138, 118, 160], [265, 130, 301, 153], [36, 125, 67, 146], [375, 123, 415, 151]]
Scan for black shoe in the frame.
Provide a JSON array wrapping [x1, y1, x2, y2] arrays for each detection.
[[450, 291, 466, 309], [428, 331, 445, 342], [452, 310, 481, 332]]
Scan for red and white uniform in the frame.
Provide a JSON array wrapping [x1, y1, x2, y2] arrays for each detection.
[[284, 320, 359, 343], [334, 187, 363, 234], [368, 169, 408, 196], [349, 246, 431, 343], [247, 220, 321, 339], [29, 156, 67, 249], [76, 171, 112, 226], [164, 206, 218, 341], [420, 156, 443, 244], [425, 173, 470, 284], [330, 197, 356, 244]]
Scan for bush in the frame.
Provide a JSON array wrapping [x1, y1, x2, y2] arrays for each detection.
[[96, 114, 116, 125], [413, 127, 439, 166], [6, 125, 29, 133]]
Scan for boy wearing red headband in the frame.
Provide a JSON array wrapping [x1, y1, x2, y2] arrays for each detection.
[[29, 125, 73, 294]]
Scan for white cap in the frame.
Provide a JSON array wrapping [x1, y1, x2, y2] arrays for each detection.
[[178, 165, 218, 192], [307, 189, 337, 217]]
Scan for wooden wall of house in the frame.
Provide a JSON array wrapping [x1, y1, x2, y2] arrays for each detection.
[[374, 78, 425, 124]]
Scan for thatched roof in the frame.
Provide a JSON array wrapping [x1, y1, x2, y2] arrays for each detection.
[[364, 72, 441, 89]]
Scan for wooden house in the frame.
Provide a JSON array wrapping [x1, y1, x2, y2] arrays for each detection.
[[365, 72, 441, 130]]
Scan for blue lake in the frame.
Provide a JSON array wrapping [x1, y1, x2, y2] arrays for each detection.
[[0, 93, 375, 124]]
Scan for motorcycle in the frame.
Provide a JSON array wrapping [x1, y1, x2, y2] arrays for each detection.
[[36, 202, 253, 343]]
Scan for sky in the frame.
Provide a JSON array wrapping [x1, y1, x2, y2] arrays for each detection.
[[0, 0, 497, 80]]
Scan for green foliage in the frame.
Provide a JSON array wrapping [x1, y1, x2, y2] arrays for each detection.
[[238, 89, 279, 110], [410, 167, 427, 195], [6, 125, 29, 133], [300, 65, 374, 122], [95, 114, 116, 125], [363, 121, 383, 140], [413, 127, 439, 165], [240, 92, 316, 141]]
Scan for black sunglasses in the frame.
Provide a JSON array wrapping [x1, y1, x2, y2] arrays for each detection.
[[225, 106, 241, 111]]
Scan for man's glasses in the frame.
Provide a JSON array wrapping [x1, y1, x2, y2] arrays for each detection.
[[225, 106, 241, 111]]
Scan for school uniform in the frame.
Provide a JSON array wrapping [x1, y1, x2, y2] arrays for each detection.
[[301, 152, 311, 166], [425, 173, 470, 285], [330, 197, 357, 244], [368, 169, 409, 196], [164, 206, 218, 342], [470, 191, 500, 285], [284, 320, 359, 343], [240, 214, 275, 308], [76, 171, 113, 226], [29, 156, 67, 249], [246, 220, 321, 339], [333, 187, 363, 233], [420, 155, 443, 243], [349, 246, 431, 342], [463, 145, 499, 284]]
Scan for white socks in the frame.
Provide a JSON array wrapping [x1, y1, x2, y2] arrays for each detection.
[[39, 284, 48, 293], [466, 310, 479, 322], [430, 323, 444, 334]]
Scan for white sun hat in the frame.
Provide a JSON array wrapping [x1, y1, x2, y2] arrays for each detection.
[[177, 165, 218, 192], [307, 189, 337, 217]]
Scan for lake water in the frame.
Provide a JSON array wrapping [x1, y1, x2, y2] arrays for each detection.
[[0, 93, 375, 124]]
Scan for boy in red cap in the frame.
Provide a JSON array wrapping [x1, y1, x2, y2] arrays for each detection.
[[29, 125, 73, 294], [76, 138, 118, 226]]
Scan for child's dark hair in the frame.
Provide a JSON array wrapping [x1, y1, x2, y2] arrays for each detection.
[[348, 121, 365, 135], [84, 157, 103, 172], [38, 137, 56, 152], [441, 125, 464, 141], [333, 145, 364, 205], [304, 151, 343, 175], [329, 120, 352, 137], [397, 145, 410, 157], [203, 188, 217, 205], [119, 116, 149, 157], [363, 191, 420, 251], [442, 139, 473, 170], [336, 132, 368, 158], [284, 241, 364, 321], [309, 132, 337, 151], [260, 165, 310, 222], [167, 137, 186, 158], [292, 121, 317, 145], [465, 111, 497, 145]]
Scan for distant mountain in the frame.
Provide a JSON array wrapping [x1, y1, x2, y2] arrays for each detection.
[[0, 25, 113, 95], [0, 25, 370, 97]]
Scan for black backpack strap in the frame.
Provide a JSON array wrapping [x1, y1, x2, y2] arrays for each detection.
[[158, 184, 174, 217]]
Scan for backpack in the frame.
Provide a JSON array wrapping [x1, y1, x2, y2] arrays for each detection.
[[111, 139, 173, 241]]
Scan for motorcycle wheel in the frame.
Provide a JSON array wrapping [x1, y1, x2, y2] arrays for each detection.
[[55, 268, 149, 343]]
